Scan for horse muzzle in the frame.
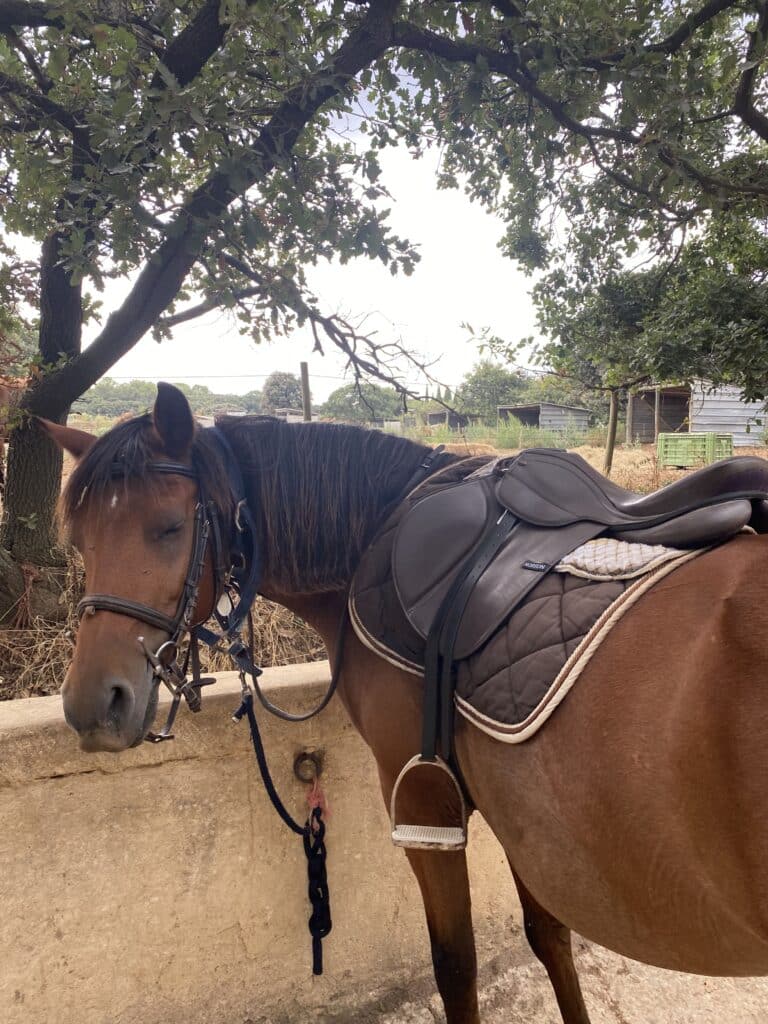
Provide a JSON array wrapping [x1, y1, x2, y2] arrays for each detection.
[[61, 669, 154, 752]]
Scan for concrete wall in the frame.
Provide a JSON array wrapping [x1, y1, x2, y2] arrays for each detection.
[[0, 665, 520, 1024]]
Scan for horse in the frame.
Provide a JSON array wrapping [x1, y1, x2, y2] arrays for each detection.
[[42, 382, 768, 1024]]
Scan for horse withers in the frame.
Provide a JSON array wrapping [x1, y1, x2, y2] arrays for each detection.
[[43, 383, 768, 1024]]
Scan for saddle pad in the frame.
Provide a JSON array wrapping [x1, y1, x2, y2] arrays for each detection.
[[352, 508, 709, 742], [453, 548, 703, 742], [555, 537, 684, 580]]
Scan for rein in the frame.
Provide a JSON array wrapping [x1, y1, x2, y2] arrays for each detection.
[[74, 426, 449, 975]]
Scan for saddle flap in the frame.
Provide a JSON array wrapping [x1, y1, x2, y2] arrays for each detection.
[[392, 475, 605, 660], [392, 478, 491, 641]]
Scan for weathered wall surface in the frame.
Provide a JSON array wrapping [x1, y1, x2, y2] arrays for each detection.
[[0, 665, 520, 1024]]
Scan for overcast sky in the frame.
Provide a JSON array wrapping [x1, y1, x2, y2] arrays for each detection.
[[96, 146, 541, 403]]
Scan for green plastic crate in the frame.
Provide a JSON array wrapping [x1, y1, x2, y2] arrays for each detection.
[[656, 432, 734, 468]]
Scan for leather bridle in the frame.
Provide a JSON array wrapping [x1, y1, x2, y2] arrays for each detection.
[[75, 430, 262, 742]]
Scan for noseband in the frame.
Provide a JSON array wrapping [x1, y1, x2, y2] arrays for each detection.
[[76, 430, 262, 741]]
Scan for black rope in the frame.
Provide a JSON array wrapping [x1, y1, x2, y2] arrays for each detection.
[[233, 690, 333, 974], [233, 691, 305, 836]]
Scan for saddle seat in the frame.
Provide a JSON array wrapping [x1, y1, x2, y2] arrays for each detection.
[[497, 449, 768, 539], [392, 450, 768, 662]]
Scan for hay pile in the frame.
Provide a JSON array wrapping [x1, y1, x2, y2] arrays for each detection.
[[0, 555, 324, 700]]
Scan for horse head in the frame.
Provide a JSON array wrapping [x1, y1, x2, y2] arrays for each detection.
[[43, 384, 223, 752]]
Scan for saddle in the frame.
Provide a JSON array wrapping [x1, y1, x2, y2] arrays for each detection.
[[386, 449, 768, 851]]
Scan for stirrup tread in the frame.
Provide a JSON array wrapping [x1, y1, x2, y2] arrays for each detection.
[[390, 754, 468, 852], [391, 824, 467, 850]]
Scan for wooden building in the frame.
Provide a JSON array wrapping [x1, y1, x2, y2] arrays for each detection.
[[627, 384, 765, 447], [498, 402, 590, 433], [425, 410, 478, 430]]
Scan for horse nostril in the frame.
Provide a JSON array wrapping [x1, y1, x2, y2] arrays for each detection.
[[106, 681, 134, 730]]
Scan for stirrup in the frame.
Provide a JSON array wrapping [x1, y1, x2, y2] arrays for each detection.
[[390, 754, 468, 851]]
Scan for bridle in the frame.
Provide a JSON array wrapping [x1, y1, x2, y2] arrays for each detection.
[[75, 429, 262, 742]]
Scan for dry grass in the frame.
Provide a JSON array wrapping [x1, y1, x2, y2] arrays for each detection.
[[0, 563, 324, 701]]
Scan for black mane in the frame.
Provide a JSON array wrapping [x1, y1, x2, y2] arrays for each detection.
[[63, 412, 454, 592]]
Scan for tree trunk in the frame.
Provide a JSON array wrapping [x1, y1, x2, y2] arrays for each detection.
[[0, 233, 81, 565], [603, 389, 619, 476]]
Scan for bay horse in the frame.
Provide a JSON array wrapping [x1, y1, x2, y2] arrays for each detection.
[[43, 383, 768, 1024]]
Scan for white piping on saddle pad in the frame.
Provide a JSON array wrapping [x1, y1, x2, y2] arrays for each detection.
[[455, 546, 708, 744], [555, 536, 684, 581]]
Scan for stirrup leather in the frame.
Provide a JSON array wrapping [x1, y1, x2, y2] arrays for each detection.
[[390, 755, 468, 851]]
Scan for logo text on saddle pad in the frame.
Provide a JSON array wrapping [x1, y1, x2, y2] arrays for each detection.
[[522, 560, 549, 572]]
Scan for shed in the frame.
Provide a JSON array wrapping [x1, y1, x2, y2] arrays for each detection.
[[498, 402, 590, 433], [273, 407, 306, 423], [628, 383, 765, 447], [690, 384, 765, 446], [425, 410, 477, 430], [626, 386, 690, 443]]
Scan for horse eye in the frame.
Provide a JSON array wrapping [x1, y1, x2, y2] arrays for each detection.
[[159, 521, 184, 539]]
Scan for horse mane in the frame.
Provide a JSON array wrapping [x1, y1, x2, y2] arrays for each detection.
[[63, 412, 460, 593], [216, 416, 443, 592], [61, 413, 235, 528]]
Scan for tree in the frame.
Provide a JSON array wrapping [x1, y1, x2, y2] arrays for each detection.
[[322, 381, 403, 422], [457, 360, 529, 423], [4, 0, 768, 566], [262, 371, 303, 413]]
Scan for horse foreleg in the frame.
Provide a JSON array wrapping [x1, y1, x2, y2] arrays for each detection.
[[512, 871, 591, 1024], [405, 847, 480, 1024]]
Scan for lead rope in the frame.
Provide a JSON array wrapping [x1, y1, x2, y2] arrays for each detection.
[[231, 606, 349, 975]]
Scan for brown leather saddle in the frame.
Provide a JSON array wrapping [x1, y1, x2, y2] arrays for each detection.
[[393, 448, 768, 765]]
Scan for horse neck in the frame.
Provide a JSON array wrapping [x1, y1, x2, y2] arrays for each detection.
[[218, 417, 433, 604]]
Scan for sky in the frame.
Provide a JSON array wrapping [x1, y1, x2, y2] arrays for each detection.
[[98, 146, 542, 404]]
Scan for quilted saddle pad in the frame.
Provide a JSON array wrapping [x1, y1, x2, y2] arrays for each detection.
[[350, 465, 708, 743]]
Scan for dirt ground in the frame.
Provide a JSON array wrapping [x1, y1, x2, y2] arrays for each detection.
[[359, 940, 768, 1023]]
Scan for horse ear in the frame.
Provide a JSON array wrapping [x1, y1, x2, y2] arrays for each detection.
[[37, 418, 96, 459], [153, 382, 195, 458]]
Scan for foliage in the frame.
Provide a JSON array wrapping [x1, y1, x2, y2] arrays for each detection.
[[73, 378, 261, 417], [517, 211, 768, 402], [455, 360, 530, 422], [321, 381, 403, 422], [262, 371, 303, 412], [387, 1, 768, 281], [638, 216, 768, 401]]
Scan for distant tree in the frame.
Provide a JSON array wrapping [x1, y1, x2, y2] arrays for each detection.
[[443, 386, 452, 402], [262, 372, 303, 413], [457, 361, 529, 423], [322, 382, 403, 423], [242, 390, 263, 414]]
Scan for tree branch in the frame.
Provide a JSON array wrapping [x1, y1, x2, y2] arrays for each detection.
[[24, 0, 402, 417], [0, 69, 80, 132], [733, 2, 768, 143], [0, 1, 62, 31], [157, 285, 264, 328]]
